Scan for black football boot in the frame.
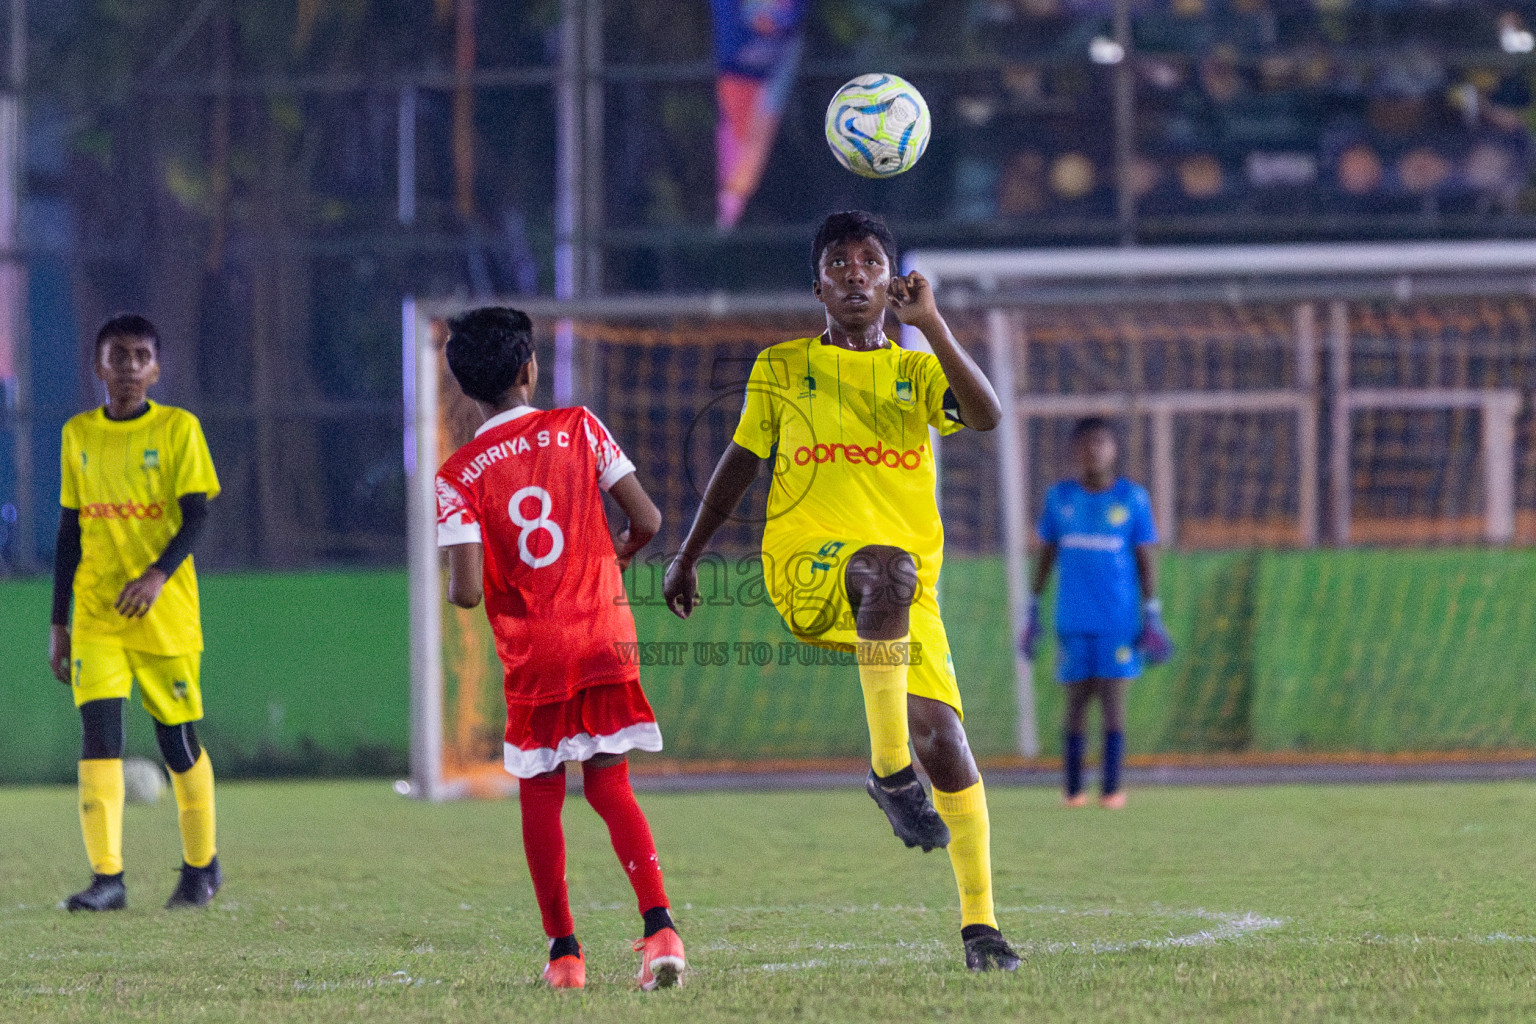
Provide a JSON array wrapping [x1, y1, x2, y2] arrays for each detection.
[[165, 856, 222, 909], [865, 766, 950, 852]]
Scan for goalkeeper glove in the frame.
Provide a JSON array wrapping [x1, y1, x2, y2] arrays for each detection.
[[1018, 598, 1042, 659], [1137, 598, 1174, 666]]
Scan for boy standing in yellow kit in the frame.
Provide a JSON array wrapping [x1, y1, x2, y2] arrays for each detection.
[[48, 314, 222, 911]]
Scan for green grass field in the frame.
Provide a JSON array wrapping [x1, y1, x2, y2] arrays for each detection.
[[4, 779, 1535, 1022]]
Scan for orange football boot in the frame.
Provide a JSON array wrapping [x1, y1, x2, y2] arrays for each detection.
[[1062, 793, 1089, 808], [1100, 792, 1127, 810], [634, 927, 686, 990], [543, 947, 586, 989]]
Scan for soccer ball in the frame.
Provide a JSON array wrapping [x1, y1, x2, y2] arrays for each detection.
[[824, 74, 931, 179], [123, 757, 166, 805]]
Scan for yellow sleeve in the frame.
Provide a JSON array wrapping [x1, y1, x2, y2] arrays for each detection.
[[171, 413, 222, 500], [59, 420, 80, 509], [915, 351, 967, 437], [731, 349, 785, 459]]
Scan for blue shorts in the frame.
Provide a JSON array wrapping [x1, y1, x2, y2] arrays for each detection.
[[1057, 633, 1141, 684]]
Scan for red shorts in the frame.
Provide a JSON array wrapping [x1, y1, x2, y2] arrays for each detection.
[[503, 680, 663, 779]]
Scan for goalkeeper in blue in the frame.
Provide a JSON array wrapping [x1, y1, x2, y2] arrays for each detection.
[[1019, 417, 1173, 808]]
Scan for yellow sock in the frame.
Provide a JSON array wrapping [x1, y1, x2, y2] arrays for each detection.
[[78, 759, 124, 876], [934, 779, 998, 930], [857, 637, 912, 777], [170, 750, 217, 868]]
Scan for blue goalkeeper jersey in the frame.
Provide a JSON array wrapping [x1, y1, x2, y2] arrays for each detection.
[[1038, 477, 1157, 637]]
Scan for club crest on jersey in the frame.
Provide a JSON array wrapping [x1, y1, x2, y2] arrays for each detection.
[[142, 449, 160, 470], [894, 378, 915, 408], [1107, 504, 1129, 526], [799, 375, 817, 399]]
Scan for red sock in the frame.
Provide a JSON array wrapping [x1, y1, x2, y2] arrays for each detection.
[[519, 768, 574, 939], [583, 760, 669, 914]]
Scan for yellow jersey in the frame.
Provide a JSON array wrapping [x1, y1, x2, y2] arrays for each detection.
[[59, 401, 221, 655], [732, 334, 965, 585]]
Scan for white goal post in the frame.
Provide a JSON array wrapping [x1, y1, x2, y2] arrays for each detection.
[[908, 240, 1536, 758]]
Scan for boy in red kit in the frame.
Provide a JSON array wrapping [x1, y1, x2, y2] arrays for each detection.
[[435, 306, 684, 991]]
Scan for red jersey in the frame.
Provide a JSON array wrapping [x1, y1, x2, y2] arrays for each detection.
[[436, 405, 640, 706]]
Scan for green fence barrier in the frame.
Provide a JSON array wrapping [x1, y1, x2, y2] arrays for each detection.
[[1252, 549, 1536, 752], [4, 550, 1534, 783], [2, 571, 409, 784]]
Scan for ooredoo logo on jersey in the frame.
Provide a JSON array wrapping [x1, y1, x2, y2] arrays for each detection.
[[80, 501, 165, 520], [792, 440, 926, 470]]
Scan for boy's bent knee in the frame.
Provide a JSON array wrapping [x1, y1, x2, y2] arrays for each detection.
[[845, 546, 918, 601]]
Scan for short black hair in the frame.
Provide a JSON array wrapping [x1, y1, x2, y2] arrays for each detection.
[[96, 313, 160, 355], [1071, 416, 1114, 441], [445, 306, 535, 404], [811, 210, 899, 279]]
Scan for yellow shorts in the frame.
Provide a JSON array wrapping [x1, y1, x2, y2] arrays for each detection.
[[71, 639, 204, 726], [762, 538, 963, 716]]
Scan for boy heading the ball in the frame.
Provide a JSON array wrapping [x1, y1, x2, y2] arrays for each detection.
[[663, 211, 1021, 972], [435, 307, 684, 991], [49, 314, 223, 912]]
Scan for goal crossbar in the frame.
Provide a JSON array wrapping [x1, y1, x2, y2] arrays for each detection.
[[908, 239, 1536, 286]]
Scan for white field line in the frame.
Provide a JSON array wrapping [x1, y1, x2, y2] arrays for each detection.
[[761, 959, 828, 972], [291, 971, 443, 992], [23, 973, 448, 998], [737, 906, 1288, 974], [1034, 910, 1285, 955], [747, 924, 1536, 974]]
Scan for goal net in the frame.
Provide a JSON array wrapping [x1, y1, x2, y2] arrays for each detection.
[[406, 241, 1536, 799]]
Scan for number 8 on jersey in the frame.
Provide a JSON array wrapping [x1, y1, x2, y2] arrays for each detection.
[[510, 486, 565, 569]]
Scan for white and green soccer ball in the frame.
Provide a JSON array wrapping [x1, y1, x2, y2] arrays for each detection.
[[824, 73, 931, 179], [123, 757, 166, 805]]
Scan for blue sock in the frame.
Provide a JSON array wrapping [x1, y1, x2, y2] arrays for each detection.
[[1103, 730, 1125, 796], [1064, 732, 1086, 796]]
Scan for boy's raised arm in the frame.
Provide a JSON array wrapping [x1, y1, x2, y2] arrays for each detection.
[[889, 271, 1001, 432]]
